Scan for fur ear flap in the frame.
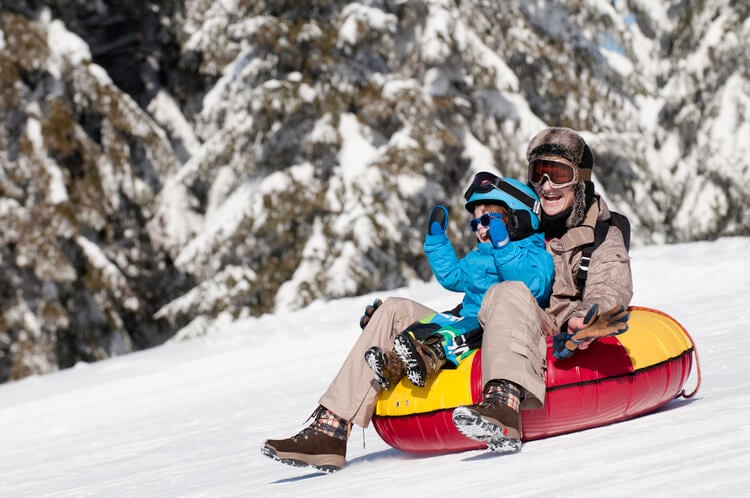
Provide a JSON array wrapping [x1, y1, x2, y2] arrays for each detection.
[[566, 183, 588, 228]]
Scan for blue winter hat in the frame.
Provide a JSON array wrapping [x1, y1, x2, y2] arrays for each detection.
[[464, 172, 542, 237]]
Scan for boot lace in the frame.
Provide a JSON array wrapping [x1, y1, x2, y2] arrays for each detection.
[[481, 380, 522, 412], [298, 406, 350, 441]]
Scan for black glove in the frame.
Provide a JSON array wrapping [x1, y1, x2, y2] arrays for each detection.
[[553, 304, 630, 360], [427, 205, 448, 236], [359, 298, 383, 330]]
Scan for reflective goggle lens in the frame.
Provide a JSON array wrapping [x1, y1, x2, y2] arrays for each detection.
[[528, 159, 577, 187], [464, 172, 501, 200]]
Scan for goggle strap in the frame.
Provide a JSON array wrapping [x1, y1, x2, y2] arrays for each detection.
[[577, 168, 592, 182], [492, 179, 541, 217]]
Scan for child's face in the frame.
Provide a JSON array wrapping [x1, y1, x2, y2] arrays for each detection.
[[472, 204, 508, 243]]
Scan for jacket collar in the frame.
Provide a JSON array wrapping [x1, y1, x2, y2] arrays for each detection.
[[551, 198, 602, 252]]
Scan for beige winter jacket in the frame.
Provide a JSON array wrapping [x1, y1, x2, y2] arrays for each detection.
[[542, 196, 633, 335]]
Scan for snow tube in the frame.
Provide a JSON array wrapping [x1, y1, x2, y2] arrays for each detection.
[[372, 306, 698, 454]]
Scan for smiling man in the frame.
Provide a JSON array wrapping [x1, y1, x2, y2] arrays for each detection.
[[524, 126, 632, 347], [448, 127, 633, 452], [526, 128, 594, 235]]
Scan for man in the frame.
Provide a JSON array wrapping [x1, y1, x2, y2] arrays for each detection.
[[451, 126, 633, 451]]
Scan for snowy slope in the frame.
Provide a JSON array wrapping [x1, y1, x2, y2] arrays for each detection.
[[0, 237, 748, 497]]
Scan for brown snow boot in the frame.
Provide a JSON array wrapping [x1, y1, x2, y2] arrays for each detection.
[[365, 346, 406, 390], [261, 405, 349, 473], [452, 380, 523, 453], [393, 332, 447, 387]]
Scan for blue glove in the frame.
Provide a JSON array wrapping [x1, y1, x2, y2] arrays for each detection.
[[428, 205, 448, 236], [488, 215, 509, 248], [552, 332, 574, 360]]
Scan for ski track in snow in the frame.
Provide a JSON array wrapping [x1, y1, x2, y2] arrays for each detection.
[[0, 237, 748, 497]]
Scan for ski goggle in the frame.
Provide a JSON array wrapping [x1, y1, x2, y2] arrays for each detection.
[[463, 171, 502, 200], [463, 171, 541, 219], [469, 212, 505, 232], [528, 158, 591, 189]]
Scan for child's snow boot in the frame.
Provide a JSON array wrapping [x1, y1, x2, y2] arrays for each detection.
[[393, 332, 447, 387], [364, 346, 406, 390]]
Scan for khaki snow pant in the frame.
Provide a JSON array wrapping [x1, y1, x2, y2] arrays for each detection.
[[320, 281, 555, 427], [478, 281, 555, 409], [319, 297, 436, 428]]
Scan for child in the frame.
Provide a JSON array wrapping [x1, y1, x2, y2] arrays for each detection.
[[365, 173, 554, 389]]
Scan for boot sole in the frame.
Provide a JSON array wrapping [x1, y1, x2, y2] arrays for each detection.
[[261, 443, 344, 473], [364, 348, 390, 390], [452, 406, 522, 453], [393, 334, 426, 387]]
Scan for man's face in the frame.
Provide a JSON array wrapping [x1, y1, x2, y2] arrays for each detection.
[[533, 180, 576, 216]]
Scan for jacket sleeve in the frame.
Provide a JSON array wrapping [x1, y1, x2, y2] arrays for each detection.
[[576, 225, 633, 316], [423, 233, 471, 293], [491, 238, 554, 306]]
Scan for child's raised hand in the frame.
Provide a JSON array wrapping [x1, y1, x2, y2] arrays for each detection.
[[428, 205, 449, 236], [488, 215, 509, 248]]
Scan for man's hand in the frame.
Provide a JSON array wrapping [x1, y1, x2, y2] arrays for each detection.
[[566, 315, 594, 350], [553, 304, 630, 359]]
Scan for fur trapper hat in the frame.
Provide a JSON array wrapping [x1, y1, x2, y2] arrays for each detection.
[[527, 127, 595, 229], [526, 127, 594, 172]]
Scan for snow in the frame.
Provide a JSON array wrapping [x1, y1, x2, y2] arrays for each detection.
[[45, 17, 91, 76], [274, 219, 329, 313], [147, 90, 202, 157], [338, 3, 397, 48], [0, 236, 748, 496], [149, 174, 203, 251], [326, 113, 381, 223], [600, 46, 633, 76], [174, 179, 256, 271], [709, 74, 749, 163], [25, 116, 69, 204], [420, 3, 454, 65], [337, 113, 378, 184], [76, 235, 137, 310], [462, 128, 496, 172], [465, 29, 520, 91]]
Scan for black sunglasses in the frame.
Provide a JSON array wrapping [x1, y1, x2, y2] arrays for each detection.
[[469, 212, 504, 232]]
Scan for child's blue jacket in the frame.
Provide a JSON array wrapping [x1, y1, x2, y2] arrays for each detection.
[[423, 232, 553, 317]]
